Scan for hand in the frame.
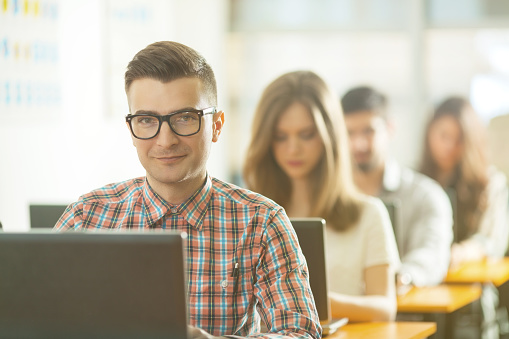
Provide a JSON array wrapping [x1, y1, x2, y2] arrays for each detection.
[[449, 243, 465, 270], [187, 326, 229, 339], [395, 272, 412, 296]]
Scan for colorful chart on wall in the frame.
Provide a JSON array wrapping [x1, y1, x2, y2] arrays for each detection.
[[0, 0, 61, 116], [0, 0, 173, 118]]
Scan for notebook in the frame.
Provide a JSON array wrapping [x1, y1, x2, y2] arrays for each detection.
[[0, 230, 189, 339], [290, 218, 349, 336]]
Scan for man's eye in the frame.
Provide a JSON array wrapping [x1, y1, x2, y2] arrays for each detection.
[[363, 128, 375, 136], [174, 112, 199, 123], [136, 116, 158, 124]]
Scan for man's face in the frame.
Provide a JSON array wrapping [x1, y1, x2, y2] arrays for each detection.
[[126, 77, 221, 190], [344, 110, 390, 173]]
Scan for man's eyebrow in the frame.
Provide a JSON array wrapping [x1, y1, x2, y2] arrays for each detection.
[[134, 110, 157, 115], [134, 107, 198, 115]]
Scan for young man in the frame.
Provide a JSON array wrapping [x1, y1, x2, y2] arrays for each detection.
[[341, 86, 453, 291], [55, 41, 321, 339]]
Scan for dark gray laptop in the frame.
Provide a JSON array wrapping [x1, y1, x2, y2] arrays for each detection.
[[0, 231, 188, 339], [290, 218, 348, 336]]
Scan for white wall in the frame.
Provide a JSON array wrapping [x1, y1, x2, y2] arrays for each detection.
[[0, 0, 229, 230], [2, 0, 508, 230]]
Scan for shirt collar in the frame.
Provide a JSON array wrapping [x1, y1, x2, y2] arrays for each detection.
[[141, 178, 170, 227], [177, 176, 212, 231], [382, 159, 402, 192], [141, 176, 212, 231]]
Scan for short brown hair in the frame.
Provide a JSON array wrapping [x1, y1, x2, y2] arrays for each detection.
[[341, 86, 388, 119], [124, 41, 217, 106]]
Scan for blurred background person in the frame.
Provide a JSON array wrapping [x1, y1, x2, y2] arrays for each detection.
[[420, 96, 509, 268], [341, 86, 453, 292], [243, 71, 400, 322], [487, 114, 509, 185], [420, 96, 509, 339]]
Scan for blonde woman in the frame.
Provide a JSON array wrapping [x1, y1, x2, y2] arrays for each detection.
[[243, 71, 400, 322]]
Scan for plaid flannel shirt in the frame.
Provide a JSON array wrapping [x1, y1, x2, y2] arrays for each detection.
[[55, 176, 321, 338]]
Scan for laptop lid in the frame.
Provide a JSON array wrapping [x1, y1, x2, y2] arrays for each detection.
[[290, 218, 348, 335], [0, 231, 188, 339], [290, 218, 330, 321]]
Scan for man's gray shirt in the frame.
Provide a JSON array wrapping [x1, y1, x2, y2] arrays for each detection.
[[378, 160, 453, 287]]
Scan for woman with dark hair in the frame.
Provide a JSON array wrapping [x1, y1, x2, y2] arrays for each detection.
[[420, 96, 508, 268], [420, 96, 508, 339], [244, 71, 400, 322]]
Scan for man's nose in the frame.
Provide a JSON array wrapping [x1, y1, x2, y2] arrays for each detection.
[[156, 121, 179, 147], [349, 134, 369, 152]]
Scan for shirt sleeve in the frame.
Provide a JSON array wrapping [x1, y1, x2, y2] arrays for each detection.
[[399, 184, 454, 287], [250, 209, 322, 339], [470, 169, 509, 257], [53, 200, 83, 231]]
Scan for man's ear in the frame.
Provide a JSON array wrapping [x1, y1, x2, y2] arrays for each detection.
[[386, 117, 396, 139], [212, 111, 225, 143]]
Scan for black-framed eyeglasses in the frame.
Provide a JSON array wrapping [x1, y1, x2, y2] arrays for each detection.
[[125, 107, 216, 139]]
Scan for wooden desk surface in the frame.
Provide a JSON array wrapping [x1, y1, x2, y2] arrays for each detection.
[[397, 284, 482, 313], [444, 257, 509, 287], [328, 321, 436, 339]]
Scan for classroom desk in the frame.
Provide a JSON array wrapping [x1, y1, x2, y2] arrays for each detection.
[[327, 321, 436, 339], [397, 284, 482, 313], [397, 284, 482, 339], [444, 257, 509, 287]]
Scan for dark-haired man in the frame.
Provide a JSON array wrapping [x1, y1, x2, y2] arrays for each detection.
[[55, 41, 321, 338], [341, 86, 453, 291]]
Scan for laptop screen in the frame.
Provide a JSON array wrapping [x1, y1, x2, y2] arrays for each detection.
[[290, 218, 330, 322], [0, 231, 188, 339]]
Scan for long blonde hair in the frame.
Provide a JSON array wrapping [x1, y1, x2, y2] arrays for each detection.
[[243, 71, 361, 231], [420, 96, 489, 240]]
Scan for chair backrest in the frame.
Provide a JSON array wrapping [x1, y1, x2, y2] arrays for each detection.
[[29, 204, 69, 228], [381, 199, 400, 236], [444, 187, 460, 242]]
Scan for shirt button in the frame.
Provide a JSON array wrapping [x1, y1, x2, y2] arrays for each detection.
[[220, 280, 228, 289], [170, 208, 178, 214]]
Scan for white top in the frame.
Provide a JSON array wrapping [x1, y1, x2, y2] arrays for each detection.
[[325, 195, 400, 296], [465, 167, 509, 257]]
